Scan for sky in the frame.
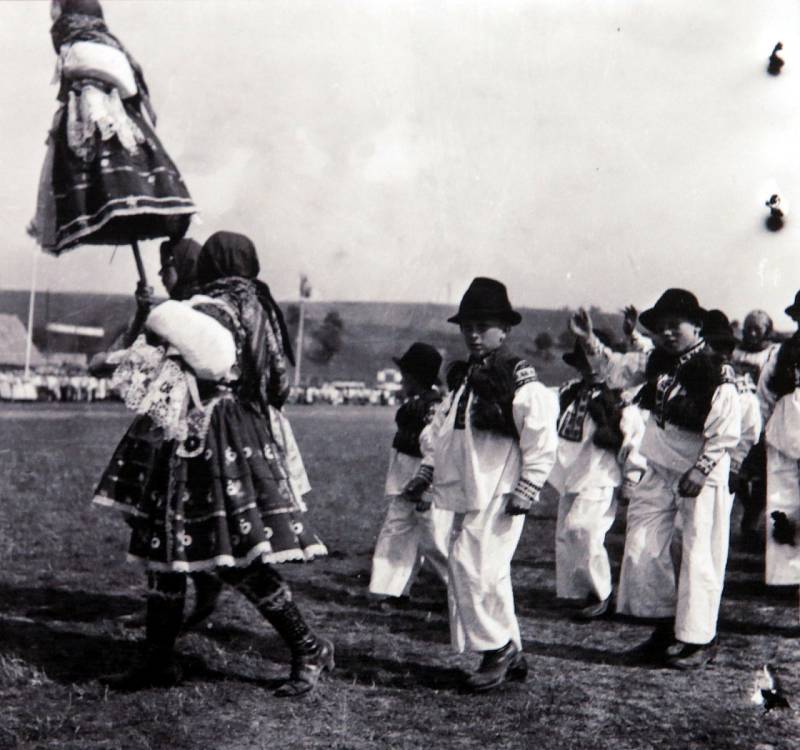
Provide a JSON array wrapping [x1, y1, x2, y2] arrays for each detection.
[[1, 0, 799, 326]]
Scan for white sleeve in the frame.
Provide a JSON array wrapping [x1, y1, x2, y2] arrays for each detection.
[[618, 404, 648, 483], [756, 348, 780, 426], [693, 383, 742, 476], [584, 335, 649, 390], [414, 395, 451, 484], [511, 381, 560, 503], [628, 329, 655, 354], [731, 392, 762, 471]]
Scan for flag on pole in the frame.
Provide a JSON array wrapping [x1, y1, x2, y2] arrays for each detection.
[[300, 274, 312, 299]]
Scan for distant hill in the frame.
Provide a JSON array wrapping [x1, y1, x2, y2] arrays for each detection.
[[0, 289, 624, 386]]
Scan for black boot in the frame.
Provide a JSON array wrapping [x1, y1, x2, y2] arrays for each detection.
[[103, 574, 186, 691], [183, 571, 224, 631], [222, 563, 334, 698]]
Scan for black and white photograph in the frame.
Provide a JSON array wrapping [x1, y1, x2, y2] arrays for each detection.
[[1, 1, 800, 747]]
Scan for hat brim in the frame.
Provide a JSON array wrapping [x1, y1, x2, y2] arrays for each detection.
[[640, 305, 706, 332], [392, 357, 441, 387], [447, 310, 522, 326], [785, 305, 800, 320]]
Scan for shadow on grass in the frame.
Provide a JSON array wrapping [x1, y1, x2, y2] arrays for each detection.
[[521, 637, 636, 668], [333, 649, 465, 691], [0, 582, 141, 623]]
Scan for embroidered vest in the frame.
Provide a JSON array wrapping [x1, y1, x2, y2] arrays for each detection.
[[448, 349, 538, 439], [636, 342, 733, 433], [558, 380, 625, 451], [392, 389, 442, 457]]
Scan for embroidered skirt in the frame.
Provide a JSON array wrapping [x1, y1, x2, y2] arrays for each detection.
[[93, 401, 326, 572], [34, 94, 195, 254]]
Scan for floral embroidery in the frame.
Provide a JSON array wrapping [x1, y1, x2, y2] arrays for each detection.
[[263, 526, 274, 540], [181, 533, 192, 547], [243, 446, 253, 458], [263, 444, 275, 460], [226, 480, 243, 497], [150, 536, 161, 549], [239, 519, 252, 534], [291, 521, 304, 536], [224, 447, 237, 464]]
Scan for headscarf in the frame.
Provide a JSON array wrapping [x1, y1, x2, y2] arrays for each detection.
[[160, 238, 201, 301], [50, 1, 157, 124], [197, 231, 295, 411]]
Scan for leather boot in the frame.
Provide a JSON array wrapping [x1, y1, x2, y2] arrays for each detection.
[[274, 637, 335, 698], [465, 641, 528, 693], [183, 572, 224, 631]]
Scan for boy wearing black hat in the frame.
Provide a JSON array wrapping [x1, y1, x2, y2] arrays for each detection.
[[755, 291, 800, 588], [552, 330, 646, 621], [419, 278, 558, 691], [570, 289, 741, 669], [368, 343, 452, 606]]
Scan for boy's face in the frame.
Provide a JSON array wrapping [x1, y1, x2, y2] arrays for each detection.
[[459, 318, 508, 358], [400, 371, 424, 398], [743, 314, 769, 346], [649, 315, 701, 355]]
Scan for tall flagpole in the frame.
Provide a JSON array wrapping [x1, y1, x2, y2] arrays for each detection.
[[24, 248, 39, 378]]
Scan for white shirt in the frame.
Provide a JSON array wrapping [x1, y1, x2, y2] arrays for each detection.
[[425, 365, 559, 513]]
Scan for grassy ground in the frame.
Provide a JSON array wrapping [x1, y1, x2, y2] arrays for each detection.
[[0, 403, 799, 749]]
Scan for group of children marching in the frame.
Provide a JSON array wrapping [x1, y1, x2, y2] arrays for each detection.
[[368, 277, 800, 691]]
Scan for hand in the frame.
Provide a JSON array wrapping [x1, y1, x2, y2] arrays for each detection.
[[678, 467, 706, 498], [415, 497, 432, 513], [619, 478, 639, 502], [622, 305, 639, 337], [135, 282, 155, 314], [569, 307, 593, 340], [401, 475, 429, 502], [505, 493, 532, 516]]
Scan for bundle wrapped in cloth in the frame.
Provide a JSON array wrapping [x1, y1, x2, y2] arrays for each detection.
[[108, 300, 237, 442]]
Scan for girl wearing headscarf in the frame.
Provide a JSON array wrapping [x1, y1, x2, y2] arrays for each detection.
[[96, 231, 331, 697], [30, 0, 195, 253]]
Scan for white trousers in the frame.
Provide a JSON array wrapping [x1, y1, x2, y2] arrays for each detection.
[[616, 463, 733, 644], [765, 446, 800, 585], [369, 496, 451, 597], [448, 490, 525, 653], [556, 486, 617, 602]]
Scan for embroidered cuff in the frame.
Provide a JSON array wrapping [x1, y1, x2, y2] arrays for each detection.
[[415, 464, 434, 486], [514, 478, 542, 504], [694, 453, 718, 476]]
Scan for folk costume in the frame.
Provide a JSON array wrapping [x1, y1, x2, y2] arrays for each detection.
[[584, 290, 741, 659], [551, 333, 646, 614], [756, 292, 800, 586], [420, 279, 558, 688], [369, 343, 452, 600], [32, 0, 195, 254], [95, 231, 332, 695]]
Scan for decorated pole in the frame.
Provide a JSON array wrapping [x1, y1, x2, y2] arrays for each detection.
[[131, 239, 148, 287], [293, 274, 312, 387], [24, 248, 39, 378]]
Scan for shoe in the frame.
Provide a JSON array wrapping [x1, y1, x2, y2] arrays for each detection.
[[465, 641, 528, 693], [574, 594, 612, 621], [624, 625, 674, 665], [274, 637, 335, 698], [665, 639, 717, 670], [102, 655, 183, 691]]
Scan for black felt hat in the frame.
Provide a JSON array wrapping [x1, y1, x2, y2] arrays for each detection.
[[393, 342, 442, 388], [563, 328, 616, 368], [639, 288, 706, 332], [785, 291, 800, 320], [703, 309, 738, 351], [447, 277, 522, 326]]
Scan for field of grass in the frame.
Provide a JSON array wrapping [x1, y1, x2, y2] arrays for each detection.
[[1, 403, 799, 749]]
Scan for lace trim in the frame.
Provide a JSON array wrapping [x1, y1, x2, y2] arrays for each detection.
[[66, 85, 145, 161], [108, 335, 200, 442]]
